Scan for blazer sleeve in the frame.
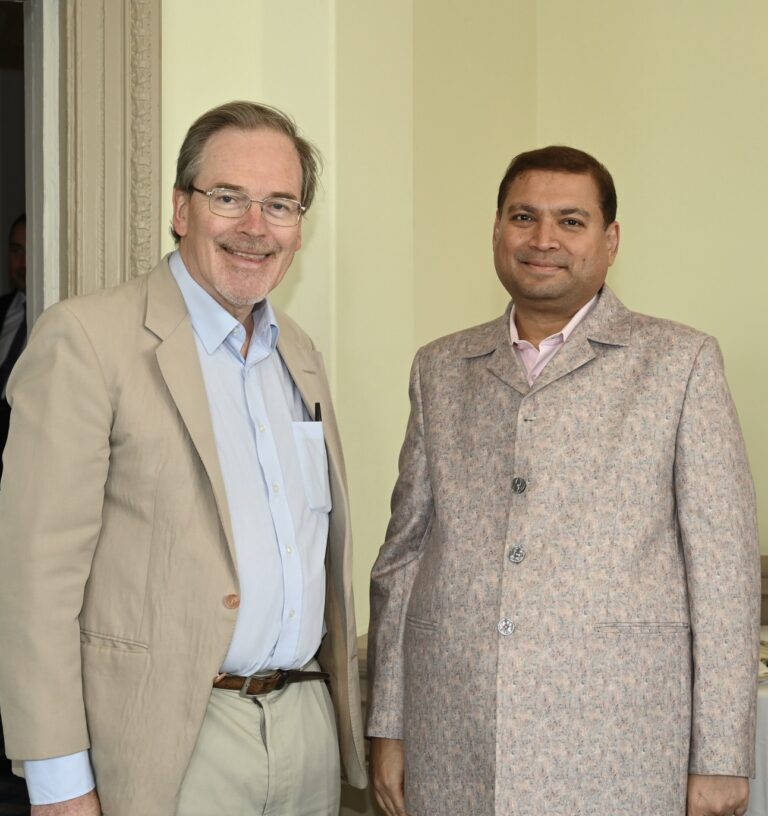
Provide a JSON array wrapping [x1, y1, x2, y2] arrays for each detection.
[[675, 336, 761, 776], [367, 350, 435, 739], [0, 304, 112, 759]]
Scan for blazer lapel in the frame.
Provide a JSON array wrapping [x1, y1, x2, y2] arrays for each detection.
[[528, 285, 633, 393], [528, 330, 597, 392], [144, 260, 237, 567], [460, 307, 530, 396]]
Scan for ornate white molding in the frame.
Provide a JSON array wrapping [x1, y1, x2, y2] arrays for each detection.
[[61, 0, 161, 298], [128, 0, 161, 284]]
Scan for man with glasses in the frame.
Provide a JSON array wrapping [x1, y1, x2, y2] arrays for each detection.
[[0, 102, 366, 816]]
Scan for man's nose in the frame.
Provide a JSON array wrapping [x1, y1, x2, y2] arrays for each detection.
[[239, 201, 269, 232], [529, 220, 559, 250]]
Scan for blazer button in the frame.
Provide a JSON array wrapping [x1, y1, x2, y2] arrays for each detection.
[[223, 594, 240, 610], [497, 618, 516, 636], [508, 546, 526, 564], [511, 477, 527, 494]]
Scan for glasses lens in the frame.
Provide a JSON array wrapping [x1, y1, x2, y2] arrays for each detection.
[[262, 197, 301, 226], [208, 189, 249, 217]]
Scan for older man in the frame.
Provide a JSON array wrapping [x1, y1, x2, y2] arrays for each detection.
[[367, 146, 760, 816], [0, 102, 365, 816]]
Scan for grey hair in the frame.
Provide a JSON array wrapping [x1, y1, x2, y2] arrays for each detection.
[[171, 100, 322, 243]]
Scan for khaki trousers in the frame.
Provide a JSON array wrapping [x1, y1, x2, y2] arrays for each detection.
[[176, 666, 340, 816]]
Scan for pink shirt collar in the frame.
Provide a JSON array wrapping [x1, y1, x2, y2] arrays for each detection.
[[509, 294, 598, 386]]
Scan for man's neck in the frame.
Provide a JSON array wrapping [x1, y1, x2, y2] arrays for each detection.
[[513, 296, 595, 349]]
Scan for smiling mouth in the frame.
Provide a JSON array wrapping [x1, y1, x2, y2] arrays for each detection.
[[220, 245, 274, 263], [522, 260, 564, 272], [230, 250, 268, 260]]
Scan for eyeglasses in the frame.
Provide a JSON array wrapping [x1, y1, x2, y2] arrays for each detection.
[[190, 186, 305, 227]]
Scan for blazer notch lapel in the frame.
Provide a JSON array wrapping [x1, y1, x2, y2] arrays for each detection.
[[485, 343, 530, 395], [529, 333, 597, 392], [147, 260, 238, 568], [526, 285, 632, 392], [462, 308, 530, 396]]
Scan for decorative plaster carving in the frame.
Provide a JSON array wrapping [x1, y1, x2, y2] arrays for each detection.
[[61, 0, 161, 298], [129, 0, 161, 281]]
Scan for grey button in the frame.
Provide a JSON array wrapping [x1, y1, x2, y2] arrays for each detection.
[[508, 546, 526, 564], [497, 618, 516, 636], [512, 477, 527, 494]]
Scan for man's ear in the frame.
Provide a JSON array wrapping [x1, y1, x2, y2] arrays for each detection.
[[172, 188, 191, 239], [606, 221, 620, 264], [492, 212, 501, 246]]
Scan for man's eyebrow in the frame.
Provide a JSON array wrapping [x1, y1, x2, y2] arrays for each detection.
[[504, 203, 591, 217], [559, 207, 591, 219], [210, 183, 300, 200], [505, 202, 539, 213]]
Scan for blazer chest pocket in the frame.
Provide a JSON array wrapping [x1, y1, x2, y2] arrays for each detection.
[[292, 421, 332, 512]]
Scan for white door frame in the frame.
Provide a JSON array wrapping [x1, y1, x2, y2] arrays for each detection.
[[23, 0, 161, 323]]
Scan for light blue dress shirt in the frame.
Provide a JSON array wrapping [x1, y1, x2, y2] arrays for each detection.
[[24, 252, 331, 803]]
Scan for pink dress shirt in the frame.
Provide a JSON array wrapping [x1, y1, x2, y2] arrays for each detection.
[[509, 295, 598, 386]]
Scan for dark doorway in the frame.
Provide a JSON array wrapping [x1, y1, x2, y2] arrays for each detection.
[[0, 2, 29, 812]]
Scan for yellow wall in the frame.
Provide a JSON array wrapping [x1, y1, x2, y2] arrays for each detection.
[[162, 1, 768, 633], [534, 0, 768, 562]]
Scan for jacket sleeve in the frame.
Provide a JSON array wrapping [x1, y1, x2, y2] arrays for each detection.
[[0, 303, 112, 759], [366, 350, 434, 739], [675, 336, 761, 776]]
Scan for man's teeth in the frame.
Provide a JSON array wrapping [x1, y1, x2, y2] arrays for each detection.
[[229, 249, 268, 260]]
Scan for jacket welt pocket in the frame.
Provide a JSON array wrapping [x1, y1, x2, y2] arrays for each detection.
[[80, 629, 149, 652], [595, 622, 690, 636], [405, 615, 438, 633]]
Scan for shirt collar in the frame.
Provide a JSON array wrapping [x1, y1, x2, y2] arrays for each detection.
[[509, 293, 598, 347], [169, 250, 279, 356]]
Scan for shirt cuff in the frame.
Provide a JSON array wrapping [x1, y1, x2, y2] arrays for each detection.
[[23, 751, 96, 805]]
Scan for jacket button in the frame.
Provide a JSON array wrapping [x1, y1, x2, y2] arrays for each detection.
[[497, 618, 516, 636], [511, 477, 527, 494], [508, 546, 526, 564], [223, 594, 240, 609]]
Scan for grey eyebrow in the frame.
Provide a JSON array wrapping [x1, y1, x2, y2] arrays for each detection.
[[209, 184, 299, 201]]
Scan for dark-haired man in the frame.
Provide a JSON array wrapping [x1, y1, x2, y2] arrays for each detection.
[[0, 102, 365, 816], [367, 146, 759, 816]]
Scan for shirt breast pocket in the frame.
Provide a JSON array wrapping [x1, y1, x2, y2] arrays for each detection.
[[292, 421, 332, 513]]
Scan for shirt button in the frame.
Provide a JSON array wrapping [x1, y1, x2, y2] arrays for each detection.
[[288, 609, 296, 619], [272, 483, 280, 493], [223, 594, 240, 610], [508, 546, 526, 564], [511, 477, 527, 494], [286, 546, 293, 555], [258, 424, 266, 432], [497, 618, 516, 636]]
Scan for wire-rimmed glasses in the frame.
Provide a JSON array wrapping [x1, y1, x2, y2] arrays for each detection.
[[190, 186, 305, 227]]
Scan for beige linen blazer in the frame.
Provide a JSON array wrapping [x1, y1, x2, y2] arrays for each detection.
[[0, 258, 366, 815], [368, 286, 760, 816]]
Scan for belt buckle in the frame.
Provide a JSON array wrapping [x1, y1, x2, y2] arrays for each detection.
[[238, 670, 285, 699]]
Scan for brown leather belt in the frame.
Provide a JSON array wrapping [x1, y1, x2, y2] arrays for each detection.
[[213, 670, 329, 698]]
